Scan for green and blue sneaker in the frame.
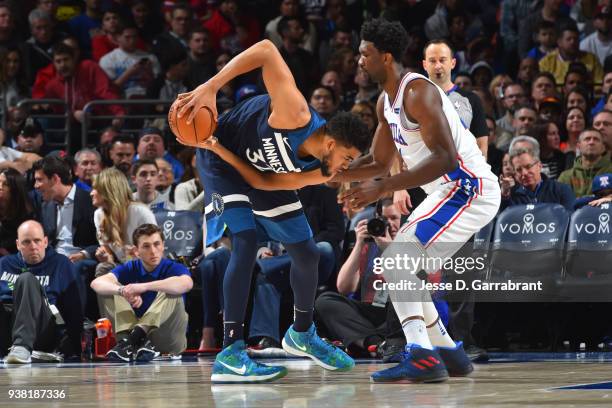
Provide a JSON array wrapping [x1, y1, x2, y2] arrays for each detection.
[[211, 340, 288, 383], [282, 323, 354, 371]]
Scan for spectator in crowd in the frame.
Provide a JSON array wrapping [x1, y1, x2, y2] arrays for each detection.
[[135, 127, 183, 181], [563, 106, 587, 155], [315, 198, 405, 359], [565, 86, 590, 115], [318, 22, 355, 75], [501, 147, 575, 211], [531, 72, 557, 110], [517, 56, 539, 91], [203, 0, 260, 52], [99, 24, 161, 99], [147, 47, 190, 112], [422, 39, 489, 157], [266, 0, 317, 53], [132, 159, 173, 210], [309, 85, 337, 120], [499, 152, 516, 196], [559, 128, 612, 197], [454, 72, 473, 91], [0, 220, 83, 364], [320, 70, 343, 105], [350, 101, 377, 137], [0, 46, 28, 122], [488, 74, 513, 119], [526, 20, 557, 62], [518, 0, 574, 58], [497, 105, 537, 152], [68, 0, 103, 57], [186, 27, 216, 88], [326, 46, 357, 96], [39, 42, 124, 129], [152, 3, 191, 63], [539, 24, 603, 87], [91, 7, 147, 63], [32, 156, 98, 263], [485, 117, 504, 176], [155, 158, 175, 207], [129, 0, 163, 44], [22, 9, 65, 87], [496, 83, 528, 138], [0, 128, 40, 174], [579, 5, 611, 66], [0, 3, 18, 49], [533, 120, 568, 179], [0, 168, 36, 256], [538, 96, 563, 125], [573, 173, 612, 209], [425, 0, 482, 41], [31, 35, 80, 100], [277, 15, 318, 97], [248, 184, 344, 351], [174, 148, 204, 212], [592, 71, 612, 115], [500, 0, 535, 65], [15, 119, 46, 156], [352, 66, 379, 107], [73, 148, 102, 192], [562, 65, 589, 97], [90, 223, 192, 362], [593, 109, 612, 153], [109, 135, 136, 178], [91, 167, 156, 281]]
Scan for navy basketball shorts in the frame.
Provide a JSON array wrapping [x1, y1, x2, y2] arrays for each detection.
[[196, 149, 312, 246]]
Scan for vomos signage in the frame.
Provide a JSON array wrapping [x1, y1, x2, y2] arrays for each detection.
[[573, 213, 610, 235], [499, 213, 557, 235]]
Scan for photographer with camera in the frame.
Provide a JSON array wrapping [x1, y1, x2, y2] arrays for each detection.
[[315, 198, 407, 359]]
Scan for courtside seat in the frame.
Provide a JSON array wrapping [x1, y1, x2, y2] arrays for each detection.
[[557, 203, 612, 301], [487, 204, 570, 301]]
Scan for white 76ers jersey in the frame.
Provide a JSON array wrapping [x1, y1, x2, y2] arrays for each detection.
[[384, 72, 496, 195]]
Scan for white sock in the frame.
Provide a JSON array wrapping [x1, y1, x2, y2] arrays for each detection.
[[402, 318, 433, 350], [423, 301, 455, 348]]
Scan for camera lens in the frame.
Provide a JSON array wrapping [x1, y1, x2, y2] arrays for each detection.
[[367, 217, 387, 237]]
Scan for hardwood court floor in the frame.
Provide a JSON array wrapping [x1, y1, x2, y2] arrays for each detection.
[[1, 353, 612, 407]]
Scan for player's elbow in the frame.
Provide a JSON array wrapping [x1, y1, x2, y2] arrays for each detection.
[[440, 152, 459, 175]]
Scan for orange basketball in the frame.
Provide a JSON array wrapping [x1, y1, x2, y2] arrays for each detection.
[[168, 100, 217, 146]]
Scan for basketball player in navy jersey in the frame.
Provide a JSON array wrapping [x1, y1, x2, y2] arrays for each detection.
[[328, 19, 501, 382], [176, 39, 370, 383]]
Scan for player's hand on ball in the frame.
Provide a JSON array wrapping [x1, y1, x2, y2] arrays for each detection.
[[340, 179, 385, 210], [177, 82, 219, 125]]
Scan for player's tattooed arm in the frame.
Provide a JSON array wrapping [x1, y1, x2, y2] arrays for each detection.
[[200, 137, 330, 190]]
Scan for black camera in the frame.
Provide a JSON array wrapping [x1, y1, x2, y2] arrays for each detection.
[[367, 216, 389, 237]]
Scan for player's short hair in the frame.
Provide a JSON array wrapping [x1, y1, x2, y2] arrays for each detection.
[[360, 18, 408, 62], [132, 223, 164, 247], [325, 112, 371, 152]]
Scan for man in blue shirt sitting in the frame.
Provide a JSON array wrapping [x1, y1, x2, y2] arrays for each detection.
[[90, 223, 193, 362], [500, 147, 575, 211]]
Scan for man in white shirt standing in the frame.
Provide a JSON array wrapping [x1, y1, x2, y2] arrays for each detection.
[[580, 6, 611, 66], [99, 24, 161, 99]]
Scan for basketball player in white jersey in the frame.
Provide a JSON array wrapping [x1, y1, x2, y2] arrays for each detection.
[[335, 18, 501, 382]]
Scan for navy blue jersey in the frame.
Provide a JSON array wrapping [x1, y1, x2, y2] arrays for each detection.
[[214, 94, 326, 173], [196, 94, 325, 245]]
